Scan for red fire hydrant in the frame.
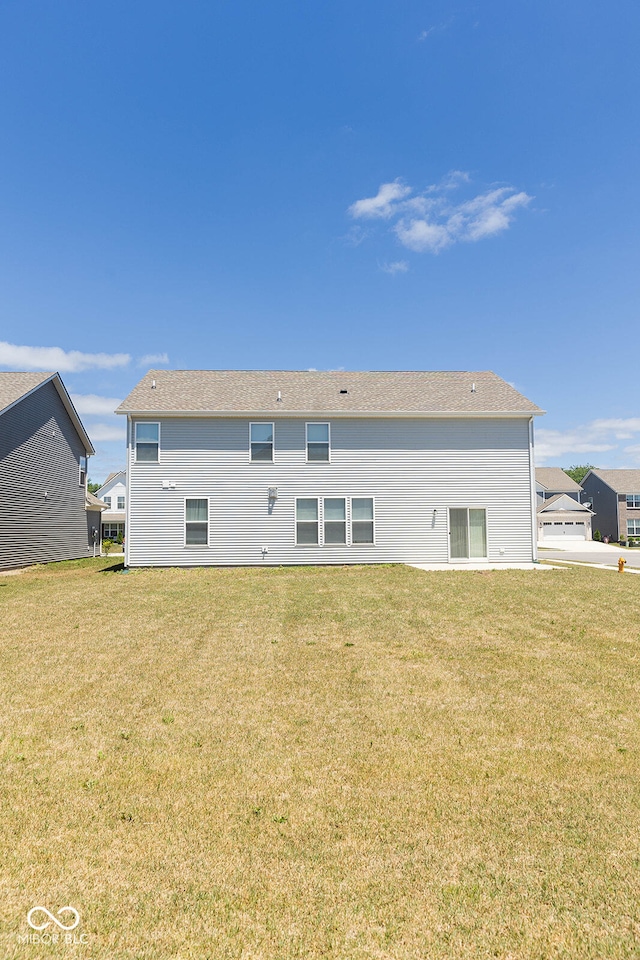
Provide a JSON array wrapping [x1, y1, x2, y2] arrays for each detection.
[[618, 557, 626, 573]]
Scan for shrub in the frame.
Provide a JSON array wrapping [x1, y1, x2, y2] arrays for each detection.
[[102, 538, 113, 555], [593, 529, 602, 541], [117, 532, 124, 545]]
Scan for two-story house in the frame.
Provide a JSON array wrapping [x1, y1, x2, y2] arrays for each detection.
[[95, 470, 127, 542], [581, 469, 640, 542], [534, 467, 593, 541], [0, 371, 97, 570], [116, 369, 543, 568]]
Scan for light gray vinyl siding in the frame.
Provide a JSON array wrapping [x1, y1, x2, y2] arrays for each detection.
[[0, 381, 92, 570], [126, 416, 535, 566]]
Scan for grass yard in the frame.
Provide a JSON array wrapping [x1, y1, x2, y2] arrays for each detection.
[[1, 559, 639, 959]]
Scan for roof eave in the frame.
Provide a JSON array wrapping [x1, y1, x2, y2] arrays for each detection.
[[117, 408, 544, 419]]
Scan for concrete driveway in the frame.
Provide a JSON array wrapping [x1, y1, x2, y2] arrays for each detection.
[[538, 539, 640, 569]]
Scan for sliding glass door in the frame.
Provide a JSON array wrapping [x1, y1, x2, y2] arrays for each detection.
[[449, 508, 487, 559]]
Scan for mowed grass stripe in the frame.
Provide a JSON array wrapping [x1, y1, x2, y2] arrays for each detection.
[[1, 559, 639, 959]]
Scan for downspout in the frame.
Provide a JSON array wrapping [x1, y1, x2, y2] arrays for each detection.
[[528, 418, 538, 562]]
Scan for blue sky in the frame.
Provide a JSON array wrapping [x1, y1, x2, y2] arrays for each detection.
[[0, 0, 639, 481]]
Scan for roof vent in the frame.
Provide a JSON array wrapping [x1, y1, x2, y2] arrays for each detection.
[[471, 382, 476, 393], [276, 391, 282, 402], [151, 379, 156, 389], [339, 389, 348, 394]]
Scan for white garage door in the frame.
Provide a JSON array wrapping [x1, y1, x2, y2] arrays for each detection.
[[541, 521, 587, 539]]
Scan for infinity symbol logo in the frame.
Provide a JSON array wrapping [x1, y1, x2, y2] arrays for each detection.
[[27, 906, 80, 931]]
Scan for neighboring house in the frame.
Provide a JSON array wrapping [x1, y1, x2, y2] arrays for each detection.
[[535, 467, 582, 505], [0, 371, 96, 570], [580, 469, 640, 541], [537, 494, 594, 541], [86, 491, 108, 554], [116, 369, 543, 568], [95, 470, 127, 541]]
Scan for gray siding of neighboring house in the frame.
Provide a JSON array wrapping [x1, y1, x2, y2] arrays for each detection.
[[126, 416, 535, 566], [581, 473, 618, 539], [0, 381, 92, 570], [86, 510, 102, 555]]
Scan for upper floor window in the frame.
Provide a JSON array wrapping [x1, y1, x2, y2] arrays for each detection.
[[117, 496, 125, 510], [306, 423, 330, 461], [103, 496, 112, 508], [79, 456, 87, 487], [250, 422, 274, 462], [135, 422, 160, 462], [626, 494, 640, 508]]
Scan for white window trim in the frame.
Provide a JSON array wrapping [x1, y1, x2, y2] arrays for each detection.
[[184, 497, 210, 548], [447, 507, 489, 562], [323, 496, 347, 545], [294, 496, 376, 547], [249, 422, 275, 463], [350, 496, 376, 546], [134, 421, 161, 463], [305, 422, 331, 463], [295, 496, 321, 546]]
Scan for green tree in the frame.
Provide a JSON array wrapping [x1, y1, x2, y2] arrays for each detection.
[[87, 479, 101, 494], [563, 464, 595, 485]]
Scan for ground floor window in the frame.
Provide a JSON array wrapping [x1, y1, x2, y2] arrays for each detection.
[[449, 508, 487, 559], [102, 523, 125, 540], [185, 498, 209, 546], [296, 497, 375, 546], [628, 519, 640, 536]]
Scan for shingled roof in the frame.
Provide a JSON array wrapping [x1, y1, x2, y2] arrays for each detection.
[[117, 370, 543, 417], [536, 467, 582, 492], [0, 371, 54, 414], [586, 469, 640, 493], [0, 371, 94, 453]]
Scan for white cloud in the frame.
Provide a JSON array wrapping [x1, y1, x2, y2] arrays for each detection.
[[348, 173, 532, 256], [0, 341, 130, 372], [348, 180, 412, 220], [71, 394, 122, 416], [138, 352, 170, 367], [418, 17, 455, 41], [87, 423, 126, 443], [380, 260, 409, 275], [395, 187, 532, 253], [535, 417, 640, 463]]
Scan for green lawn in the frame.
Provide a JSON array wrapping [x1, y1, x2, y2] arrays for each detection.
[[1, 559, 639, 959]]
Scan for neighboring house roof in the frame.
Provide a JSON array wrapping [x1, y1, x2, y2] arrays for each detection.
[[117, 370, 543, 417], [583, 469, 640, 494], [535, 467, 582, 493], [102, 511, 125, 523], [0, 371, 95, 454], [538, 494, 593, 514], [95, 470, 126, 498], [103, 470, 125, 486], [86, 491, 109, 512]]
